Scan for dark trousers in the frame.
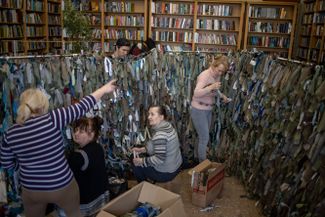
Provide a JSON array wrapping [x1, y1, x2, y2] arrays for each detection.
[[132, 165, 179, 183]]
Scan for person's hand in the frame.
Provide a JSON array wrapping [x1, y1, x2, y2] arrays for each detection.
[[91, 79, 117, 101], [222, 96, 232, 103], [103, 79, 117, 94], [133, 157, 143, 166], [210, 81, 221, 91], [132, 147, 146, 154]]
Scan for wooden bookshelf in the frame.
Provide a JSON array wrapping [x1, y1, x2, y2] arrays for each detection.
[[148, 0, 245, 52], [0, 0, 25, 55], [0, 0, 62, 55], [194, 0, 245, 53], [47, 0, 62, 54], [297, 0, 325, 63], [149, 0, 195, 51], [243, 1, 298, 58], [24, 0, 47, 54], [103, 0, 148, 53], [62, 0, 148, 53]]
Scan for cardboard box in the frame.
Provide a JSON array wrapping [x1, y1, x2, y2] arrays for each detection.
[[188, 159, 225, 207], [97, 181, 187, 217]]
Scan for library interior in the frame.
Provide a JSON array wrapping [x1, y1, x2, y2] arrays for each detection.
[[0, 1, 324, 217]]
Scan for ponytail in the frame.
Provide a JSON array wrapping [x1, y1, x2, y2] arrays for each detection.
[[16, 88, 49, 125], [16, 103, 32, 125]]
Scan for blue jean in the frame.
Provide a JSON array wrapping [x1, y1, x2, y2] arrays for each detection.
[[132, 165, 180, 183], [190, 107, 212, 162]]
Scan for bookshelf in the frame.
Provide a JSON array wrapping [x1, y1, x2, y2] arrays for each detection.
[[0, 0, 62, 55], [103, 0, 148, 53], [148, 0, 245, 52], [297, 0, 325, 63], [63, 0, 148, 53], [149, 0, 195, 51], [243, 1, 298, 58], [47, 0, 62, 53], [0, 0, 24, 54], [24, 0, 47, 54], [194, 0, 245, 52]]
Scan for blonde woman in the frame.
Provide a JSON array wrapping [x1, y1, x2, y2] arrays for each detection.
[[0, 80, 116, 217], [190, 55, 231, 162]]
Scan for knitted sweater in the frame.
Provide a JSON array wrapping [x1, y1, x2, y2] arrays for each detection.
[[191, 67, 219, 110], [143, 120, 182, 173]]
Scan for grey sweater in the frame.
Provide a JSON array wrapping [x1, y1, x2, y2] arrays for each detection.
[[143, 120, 182, 173]]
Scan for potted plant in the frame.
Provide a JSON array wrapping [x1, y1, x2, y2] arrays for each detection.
[[63, 0, 92, 53]]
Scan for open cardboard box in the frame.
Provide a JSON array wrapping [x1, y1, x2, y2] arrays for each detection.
[[188, 159, 225, 207], [97, 181, 187, 217]]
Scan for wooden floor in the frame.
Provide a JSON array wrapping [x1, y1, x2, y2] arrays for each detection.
[[47, 169, 264, 217], [128, 169, 264, 217], [168, 169, 265, 217]]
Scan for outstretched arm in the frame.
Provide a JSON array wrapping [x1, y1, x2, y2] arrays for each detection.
[[91, 79, 117, 101]]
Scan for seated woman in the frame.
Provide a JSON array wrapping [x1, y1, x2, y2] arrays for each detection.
[[132, 105, 182, 183], [67, 116, 109, 217]]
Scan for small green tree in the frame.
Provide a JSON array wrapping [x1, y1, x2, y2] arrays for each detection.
[[63, 0, 92, 53]]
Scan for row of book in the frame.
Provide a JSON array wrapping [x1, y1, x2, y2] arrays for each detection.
[[314, 12, 325, 24], [104, 2, 135, 13], [26, 13, 43, 24], [194, 33, 237, 45], [27, 41, 46, 50], [301, 26, 312, 36], [26, 0, 43, 12], [249, 6, 288, 19], [48, 14, 60, 25], [0, 0, 23, 9], [103, 41, 115, 52], [248, 36, 290, 48], [151, 2, 194, 15], [316, 25, 324, 36], [298, 48, 308, 59], [313, 39, 322, 49], [309, 49, 319, 62], [153, 31, 193, 43], [0, 25, 23, 38], [248, 21, 292, 34], [196, 46, 231, 53], [0, 40, 24, 53], [197, 19, 236, 31], [104, 29, 144, 40], [157, 44, 192, 52], [84, 14, 101, 25], [300, 37, 310, 47], [151, 17, 193, 29], [48, 2, 60, 14], [305, 2, 314, 13], [303, 14, 313, 24], [49, 40, 62, 49], [105, 15, 144, 27], [0, 9, 20, 23], [26, 26, 44, 37], [49, 26, 61, 37], [72, 0, 99, 12], [197, 5, 233, 17], [320, 0, 325, 11], [91, 28, 101, 39]]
